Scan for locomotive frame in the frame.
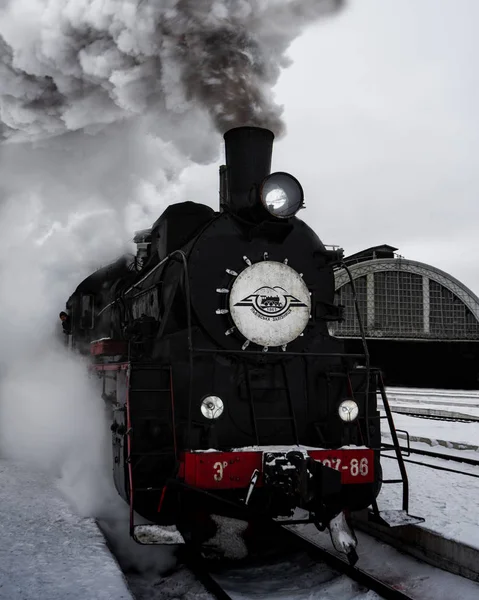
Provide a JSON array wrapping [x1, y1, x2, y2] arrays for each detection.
[[66, 127, 422, 561]]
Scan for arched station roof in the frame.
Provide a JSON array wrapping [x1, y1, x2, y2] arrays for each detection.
[[333, 254, 479, 341]]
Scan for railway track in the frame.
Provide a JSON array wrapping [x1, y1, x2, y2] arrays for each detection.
[[180, 526, 418, 600], [382, 443, 479, 478], [282, 527, 417, 600], [387, 398, 479, 409], [181, 551, 235, 600], [382, 386, 479, 422], [386, 410, 479, 424], [386, 387, 479, 401]]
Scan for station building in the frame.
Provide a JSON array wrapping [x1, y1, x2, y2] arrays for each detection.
[[332, 245, 479, 389]]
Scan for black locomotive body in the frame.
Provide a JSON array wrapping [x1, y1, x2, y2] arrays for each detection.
[[65, 127, 412, 558]]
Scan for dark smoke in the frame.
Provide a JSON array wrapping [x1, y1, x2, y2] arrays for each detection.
[[0, 0, 344, 543], [0, 0, 344, 141]]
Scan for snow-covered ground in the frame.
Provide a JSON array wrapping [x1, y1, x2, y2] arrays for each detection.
[[127, 554, 383, 600], [213, 552, 382, 600], [384, 412, 479, 449], [0, 460, 133, 600], [391, 438, 479, 466], [382, 442, 479, 478], [127, 518, 479, 600], [290, 525, 479, 600], [378, 399, 479, 550], [378, 457, 479, 549], [383, 387, 479, 418], [126, 566, 214, 600], [387, 402, 479, 419], [2, 385, 478, 600], [386, 388, 479, 404]]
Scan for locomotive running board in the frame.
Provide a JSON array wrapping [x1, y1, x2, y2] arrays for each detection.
[[132, 524, 185, 545], [367, 509, 424, 528]]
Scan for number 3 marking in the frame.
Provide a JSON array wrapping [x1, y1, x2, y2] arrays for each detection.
[[213, 461, 228, 481]]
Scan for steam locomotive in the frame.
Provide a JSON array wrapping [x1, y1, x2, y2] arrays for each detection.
[[65, 127, 416, 562]]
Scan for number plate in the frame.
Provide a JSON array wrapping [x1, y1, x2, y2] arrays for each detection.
[[180, 448, 374, 489], [182, 452, 262, 489], [308, 449, 374, 484]]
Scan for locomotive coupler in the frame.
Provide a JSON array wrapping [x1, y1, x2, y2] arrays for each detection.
[[263, 451, 309, 500], [263, 451, 343, 503]]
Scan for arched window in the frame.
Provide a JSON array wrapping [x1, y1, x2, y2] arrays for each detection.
[[333, 259, 479, 340], [429, 281, 479, 339]]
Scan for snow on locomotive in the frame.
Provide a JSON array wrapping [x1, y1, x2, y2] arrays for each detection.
[[64, 127, 419, 562]]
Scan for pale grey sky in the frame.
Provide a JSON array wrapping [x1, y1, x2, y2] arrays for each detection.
[[273, 0, 479, 292], [172, 0, 479, 293], [1, 0, 478, 328]]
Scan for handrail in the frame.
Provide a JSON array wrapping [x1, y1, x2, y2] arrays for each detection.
[[97, 250, 184, 318], [193, 348, 366, 358], [341, 261, 371, 445], [377, 373, 410, 512], [340, 262, 410, 511]]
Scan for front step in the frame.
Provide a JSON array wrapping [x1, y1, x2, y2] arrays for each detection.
[[133, 524, 185, 545], [368, 509, 425, 528]]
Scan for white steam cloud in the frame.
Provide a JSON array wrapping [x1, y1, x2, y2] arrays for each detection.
[[0, 0, 343, 142], [0, 0, 344, 565]]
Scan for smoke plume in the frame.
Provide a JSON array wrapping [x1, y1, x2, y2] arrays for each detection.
[[0, 0, 343, 142], [0, 0, 344, 554]]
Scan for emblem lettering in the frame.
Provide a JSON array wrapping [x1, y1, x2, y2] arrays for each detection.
[[228, 261, 311, 347], [234, 286, 307, 322]]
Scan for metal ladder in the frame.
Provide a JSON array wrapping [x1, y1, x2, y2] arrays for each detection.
[[242, 361, 299, 446], [126, 364, 178, 536], [340, 261, 424, 528], [370, 372, 424, 527]]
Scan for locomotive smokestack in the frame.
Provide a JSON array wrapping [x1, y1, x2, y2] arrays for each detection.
[[221, 127, 274, 215]]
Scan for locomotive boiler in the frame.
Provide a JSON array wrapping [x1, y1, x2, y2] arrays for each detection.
[[64, 127, 419, 562]]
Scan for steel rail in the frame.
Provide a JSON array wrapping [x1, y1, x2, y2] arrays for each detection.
[[386, 387, 479, 399], [381, 453, 479, 479], [179, 525, 417, 600], [385, 397, 479, 409], [180, 549, 235, 600], [281, 526, 416, 600], [390, 411, 479, 423], [382, 443, 479, 466], [382, 443, 479, 478]]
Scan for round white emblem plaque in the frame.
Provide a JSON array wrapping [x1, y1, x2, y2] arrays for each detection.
[[229, 261, 311, 347]]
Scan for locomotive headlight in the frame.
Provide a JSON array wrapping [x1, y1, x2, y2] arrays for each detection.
[[201, 396, 224, 420], [260, 172, 304, 219], [338, 399, 359, 422]]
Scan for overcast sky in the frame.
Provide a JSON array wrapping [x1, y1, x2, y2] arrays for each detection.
[[168, 0, 479, 293], [274, 0, 479, 292], [1, 0, 479, 321]]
